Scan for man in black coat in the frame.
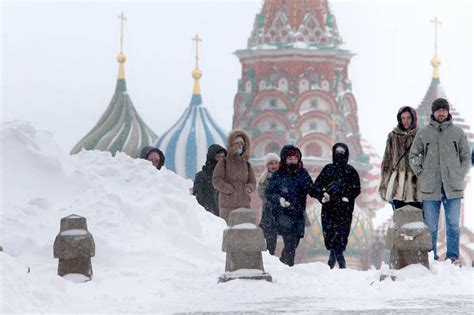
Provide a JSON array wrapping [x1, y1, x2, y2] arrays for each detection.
[[193, 144, 227, 216], [313, 143, 361, 269], [140, 146, 165, 170], [265, 145, 313, 266]]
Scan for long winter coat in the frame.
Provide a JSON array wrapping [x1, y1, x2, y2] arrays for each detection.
[[212, 130, 256, 221], [379, 107, 419, 202], [409, 115, 471, 200], [265, 146, 313, 238], [193, 144, 227, 216], [258, 171, 277, 236], [313, 143, 361, 252]]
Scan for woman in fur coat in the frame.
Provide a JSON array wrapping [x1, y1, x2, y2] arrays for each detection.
[[379, 106, 421, 210]]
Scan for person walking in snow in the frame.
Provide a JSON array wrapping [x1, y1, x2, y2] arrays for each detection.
[[193, 144, 227, 216], [313, 143, 361, 269], [257, 152, 280, 255], [379, 106, 421, 210], [409, 98, 470, 265], [265, 145, 313, 266], [140, 146, 165, 170], [212, 130, 256, 223]]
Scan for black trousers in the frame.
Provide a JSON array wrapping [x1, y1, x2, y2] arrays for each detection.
[[263, 229, 277, 255], [280, 234, 300, 266]]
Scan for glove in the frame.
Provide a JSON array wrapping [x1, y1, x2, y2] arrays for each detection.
[[342, 197, 349, 202], [279, 197, 290, 208], [322, 192, 330, 203]]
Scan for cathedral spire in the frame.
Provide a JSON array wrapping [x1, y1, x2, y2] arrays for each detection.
[[117, 12, 127, 80], [430, 16, 442, 80], [191, 34, 202, 95]]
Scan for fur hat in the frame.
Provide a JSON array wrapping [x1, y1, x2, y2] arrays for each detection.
[[264, 152, 280, 166]]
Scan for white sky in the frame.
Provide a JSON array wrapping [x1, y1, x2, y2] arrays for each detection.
[[1, 0, 473, 227]]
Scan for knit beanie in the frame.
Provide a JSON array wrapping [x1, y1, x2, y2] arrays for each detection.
[[264, 152, 280, 166], [431, 98, 450, 113]]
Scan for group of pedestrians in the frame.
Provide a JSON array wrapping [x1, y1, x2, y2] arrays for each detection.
[[379, 98, 471, 265], [141, 97, 471, 268], [190, 129, 361, 268]]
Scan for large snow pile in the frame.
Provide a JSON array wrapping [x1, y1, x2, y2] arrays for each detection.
[[1, 121, 473, 313]]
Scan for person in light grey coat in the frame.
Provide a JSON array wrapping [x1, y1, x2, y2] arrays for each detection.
[[409, 98, 470, 264]]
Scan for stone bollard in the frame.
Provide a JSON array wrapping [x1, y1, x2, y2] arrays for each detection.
[[53, 214, 95, 281], [218, 208, 272, 283], [383, 205, 432, 279]]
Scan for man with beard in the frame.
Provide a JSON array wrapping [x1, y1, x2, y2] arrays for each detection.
[[409, 98, 470, 266], [265, 145, 313, 266], [193, 144, 227, 216], [313, 143, 361, 269]]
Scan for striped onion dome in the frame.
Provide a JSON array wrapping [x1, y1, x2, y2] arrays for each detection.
[[155, 66, 227, 180], [71, 52, 157, 157]]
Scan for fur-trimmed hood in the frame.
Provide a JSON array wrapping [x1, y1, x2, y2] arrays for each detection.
[[226, 129, 252, 160]]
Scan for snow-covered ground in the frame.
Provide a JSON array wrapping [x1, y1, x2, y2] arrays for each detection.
[[1, 121, 473, 313]]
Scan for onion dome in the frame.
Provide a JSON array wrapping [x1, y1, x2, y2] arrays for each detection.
[[155, 35, 227, 179], [71, 13, 157, 158]]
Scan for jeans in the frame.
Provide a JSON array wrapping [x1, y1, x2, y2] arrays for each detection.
[[422, 190, 461, 260]]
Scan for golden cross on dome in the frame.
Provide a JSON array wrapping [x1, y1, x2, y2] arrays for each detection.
[[431, 16, 442, 57], [192, 34, 202, 69], [118, 12, 127, 53]]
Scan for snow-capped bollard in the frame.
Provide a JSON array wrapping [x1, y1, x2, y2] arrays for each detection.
[[218, 208, 272, 283], [53, 214, 95, 281], [384, 205, 431, 274]]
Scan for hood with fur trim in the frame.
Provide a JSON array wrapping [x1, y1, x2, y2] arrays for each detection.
[[226, 129, 252, 160]]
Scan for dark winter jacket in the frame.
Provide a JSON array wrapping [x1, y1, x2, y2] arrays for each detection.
[[379, 106, 419, 202], [139, 146, 165, 170], [265, 145, 313, 238], [258, 172, 277, 235], [313, 143, 361, 251], [193, 144, 227, 216]]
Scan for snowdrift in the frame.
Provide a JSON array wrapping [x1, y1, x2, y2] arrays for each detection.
[[1, 121, 473, 313]]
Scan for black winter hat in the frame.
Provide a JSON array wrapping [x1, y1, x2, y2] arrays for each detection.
[[431, 98, 450, 113]]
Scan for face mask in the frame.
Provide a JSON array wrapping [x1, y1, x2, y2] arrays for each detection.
[[334, 152, 345, 164], [237, 148, 243, 155]]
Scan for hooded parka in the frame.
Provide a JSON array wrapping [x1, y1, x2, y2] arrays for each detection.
[[212, 130, 256, 222], [409, 114, 471, 200], [193, 144, 227, 216], [312, 143, 361, 252], [139, 146, 165, 170]]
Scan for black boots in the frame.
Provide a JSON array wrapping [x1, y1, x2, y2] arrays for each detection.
[[335, 250, 346, 269], [328, 250, 336, 269]]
